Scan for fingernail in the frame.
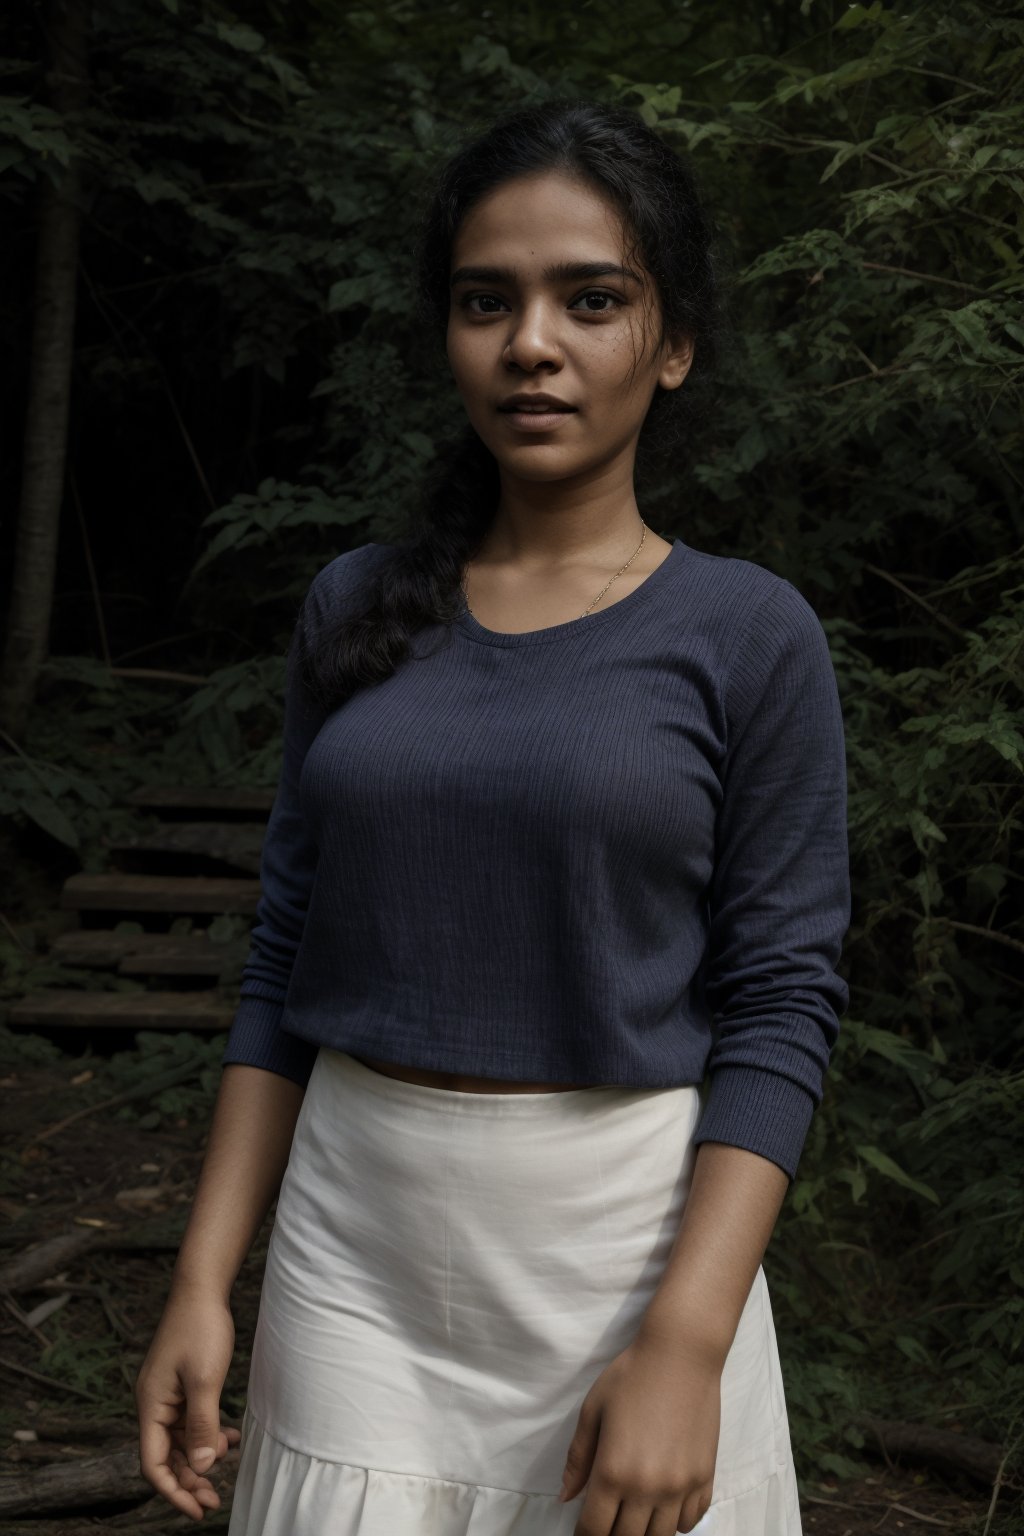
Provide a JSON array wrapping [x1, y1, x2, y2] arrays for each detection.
[[191, 1447, 215, 1470], [557, 1480, 568, 1502]]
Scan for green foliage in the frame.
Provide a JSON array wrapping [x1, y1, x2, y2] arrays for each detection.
[[37, 1313, 126, 1399], [104, 1028, 226, 1124], [0, 92, 73, 178], [1, 0, 1022, 1512]]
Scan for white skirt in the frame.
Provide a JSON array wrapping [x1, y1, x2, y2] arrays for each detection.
[[228, 1049, 802, 1535]]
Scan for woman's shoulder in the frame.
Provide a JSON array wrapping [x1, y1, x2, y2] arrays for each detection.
[[304, 541, 397, 616], [681, 542, 826, 641]]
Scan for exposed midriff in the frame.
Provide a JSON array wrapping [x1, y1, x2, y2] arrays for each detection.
[[351, 1055, 592, 1093]]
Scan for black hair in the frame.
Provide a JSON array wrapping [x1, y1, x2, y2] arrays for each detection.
[[301, 95, 723, 713]]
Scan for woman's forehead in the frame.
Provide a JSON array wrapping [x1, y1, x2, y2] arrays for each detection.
[[450, 174, 642, 283], [455, 173, 622, 247]]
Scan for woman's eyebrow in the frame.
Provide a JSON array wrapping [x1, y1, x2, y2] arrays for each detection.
[[450, 260, 643, 288]]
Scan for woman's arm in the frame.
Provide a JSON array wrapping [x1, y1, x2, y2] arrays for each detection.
[[136, 1064, 306, 1520], [171, 1063, 306, 1304], [635, 1140, 789, 1361], [556, 580, 849, 1532]]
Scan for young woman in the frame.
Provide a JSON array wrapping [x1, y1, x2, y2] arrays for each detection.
[[136, 97, 850, 1536]]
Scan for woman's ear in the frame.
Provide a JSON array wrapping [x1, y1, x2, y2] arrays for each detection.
[[658, 332, 695, 393]]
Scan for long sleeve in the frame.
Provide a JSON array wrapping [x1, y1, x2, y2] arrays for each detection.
[[220, 579, 328, 1087], [691, 578, 851, 1181]]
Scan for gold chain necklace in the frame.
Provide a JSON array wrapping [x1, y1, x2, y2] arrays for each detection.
[[461, 519, 647, 622]]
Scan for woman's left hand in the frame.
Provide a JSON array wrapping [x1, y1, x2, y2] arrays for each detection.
[[558, 1328, 722, 1536]]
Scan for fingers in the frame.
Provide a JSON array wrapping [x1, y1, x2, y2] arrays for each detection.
[[572, 1468, 623, 1535], [651, 1496, 691, 1535], [138, 1404, 239, 1521], [559, 1393, 599, 1502], [678, 1487, 714, 1532], [169, 1444, 224, 1511], [185, 1381, 228, 1476], [139, 1433, 236, 1521], [571, 1477, 713, 1536], [138, 1421, 210, 1522]]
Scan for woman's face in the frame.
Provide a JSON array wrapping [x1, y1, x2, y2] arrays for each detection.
[[445, 169, 693, 486]]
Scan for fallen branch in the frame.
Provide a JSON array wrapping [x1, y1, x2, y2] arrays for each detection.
[[0, 1353, 102, 1402], [0, 1446, 147, 1516], [0, 1441, 236, 1518], [21, 1056, 207, 1149], [15, 1412, 135, 1444], [860, 1415, 1008, 1488], [0, 1228, 100, 1294], [109, 1491, 211, 1528], [0, 1499, 202, 1533], [0, 1292, 59, 1349], [0, 1219, 186, 1298]]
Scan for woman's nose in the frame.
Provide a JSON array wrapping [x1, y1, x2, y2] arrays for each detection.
[[503, 302, 564, 370]]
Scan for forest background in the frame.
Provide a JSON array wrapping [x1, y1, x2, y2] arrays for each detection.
[[0, 0, 1022, 1529]]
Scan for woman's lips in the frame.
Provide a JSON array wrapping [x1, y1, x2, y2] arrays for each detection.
[[499, 409, 577, 432]]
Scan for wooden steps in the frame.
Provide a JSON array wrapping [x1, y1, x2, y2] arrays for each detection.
[[9, 784, 273, 1040], [60, 874, 260, 915], [107, 820, 264, 875], [8, 991, 234, 1030], [48, 929, 248, 977]]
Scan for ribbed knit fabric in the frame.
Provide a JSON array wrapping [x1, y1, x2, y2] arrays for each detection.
[[222, 537, 851, 1181]]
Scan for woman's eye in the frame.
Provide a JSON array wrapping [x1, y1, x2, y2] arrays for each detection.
[[463, 293, 506, 314], [460, 290, 623, 315], [569, 290, 623, 313]]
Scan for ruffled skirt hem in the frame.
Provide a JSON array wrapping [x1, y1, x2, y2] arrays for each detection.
[[228, 1403, 801, 1535]]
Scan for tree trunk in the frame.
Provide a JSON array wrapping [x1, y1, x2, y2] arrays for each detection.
[[0, 0, 90, 738]]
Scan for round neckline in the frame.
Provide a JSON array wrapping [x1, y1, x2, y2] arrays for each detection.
[[454, 537, 687, 648]]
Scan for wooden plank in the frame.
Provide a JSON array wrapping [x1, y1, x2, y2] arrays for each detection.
[[124, 785, 274, 814], [7, 990, 234, 1030], [49, 930, 247, 977], [109, 821, 263, 875], [59, 874, 260, 915]]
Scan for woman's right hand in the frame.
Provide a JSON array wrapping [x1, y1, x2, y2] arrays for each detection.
[[135, 1282, 243, 1522]]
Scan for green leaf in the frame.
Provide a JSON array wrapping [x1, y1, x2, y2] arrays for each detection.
[[856, 1024, 932, 1071], [21, 794, 80, 849], [214, 22, 265, 53], [191, 519, 252, 575], [819, 141, 864, 183], [400, 431, 435, 457], [856, 1145, 940, 1204], [907, 809, 948, 850], [328, 276, 373, 311], [836, 1, 885, 27], [895, 1334, 933, 1367]]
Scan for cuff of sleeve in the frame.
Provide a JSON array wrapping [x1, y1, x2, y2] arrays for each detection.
[[221, 994, 319, 1089], [691, 1063, 818, 1183]]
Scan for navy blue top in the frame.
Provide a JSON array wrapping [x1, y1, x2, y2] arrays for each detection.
[[221, 537, 851, 1180]]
